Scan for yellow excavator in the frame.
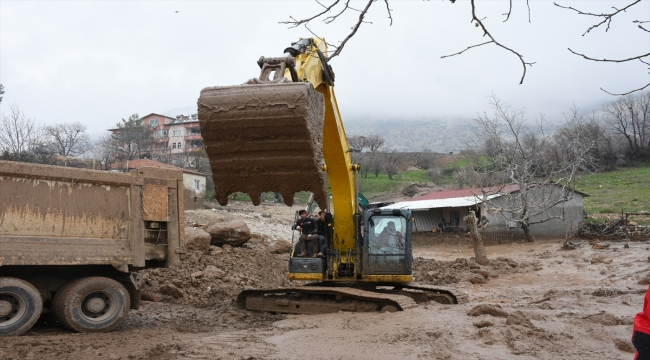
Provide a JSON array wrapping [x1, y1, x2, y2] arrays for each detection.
[[198, 38, 463, 313]]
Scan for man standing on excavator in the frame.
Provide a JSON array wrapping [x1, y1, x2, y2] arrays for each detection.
[[292, 210, 318, 257]]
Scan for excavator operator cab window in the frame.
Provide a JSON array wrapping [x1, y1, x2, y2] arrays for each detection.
[[368, 216, 407, 255]]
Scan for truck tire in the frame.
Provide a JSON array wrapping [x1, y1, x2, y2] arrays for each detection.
[[52, 277, 130, 333], [0, 277, 43, 336]]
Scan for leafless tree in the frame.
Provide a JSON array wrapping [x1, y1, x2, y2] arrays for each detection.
[[368, 153, 383, 177], [365, 134, 385, 152], [468, 95, 596, 242], [0, 84, 4, 104], [0, 103, 44, 157], [348, 135, 366, 153], [381, 150, 401, 180], [283, 1, 646, 93], [45, 122, 91, 165], [603, 91, 650, 157], [91, 135, 117, 171]]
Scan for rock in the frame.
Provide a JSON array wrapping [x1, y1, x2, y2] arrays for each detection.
[[506, 311, 534, 328], [141, 292, 163, 302], [184, 227, 212, 254], [468, 275, 488, 284], [489, 272, 499, 279], [268, 240, 293, 254], [206, 220, 251, 247], [209, 245, 223, 256], [473, 320, 494, 328], [191, 271, 203, 278], [159, 284, 184, 299], [600, 269, 607, 275], [639, 276, 650, 285], [472, 269, 490, 279], [467, 304, 508, 317], [402, 184, 420, 197], [615, 339, 636, 353], [201, 265, 225, 279]]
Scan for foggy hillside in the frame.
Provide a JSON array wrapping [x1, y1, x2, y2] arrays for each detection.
[[344, 118, 477, 153]]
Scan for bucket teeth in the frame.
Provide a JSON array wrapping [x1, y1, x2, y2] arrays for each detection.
[[198, 82, 328, 209]]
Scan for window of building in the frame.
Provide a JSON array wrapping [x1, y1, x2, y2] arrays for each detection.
[[154, 129, 168, 138], [172, 143, 176, 149], [177, 142, 182, 149], [150, 118, 159, 127], [173, 130, 182, 137], [194, 179, 201, 190]]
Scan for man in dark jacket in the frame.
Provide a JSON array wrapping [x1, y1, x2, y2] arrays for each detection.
[[314, 210, 329, 258], [292, 210, 318, 257]]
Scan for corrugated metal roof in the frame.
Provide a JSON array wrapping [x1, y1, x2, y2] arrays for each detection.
[[410, 185, 520, 201], [382, 194, 501, 211]]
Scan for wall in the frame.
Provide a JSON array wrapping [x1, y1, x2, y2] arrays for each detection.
[[182, 172, 206, 197], [482, 185, 585, 238]]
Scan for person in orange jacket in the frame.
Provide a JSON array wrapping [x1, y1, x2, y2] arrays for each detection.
[[633, 286, 650, 359]]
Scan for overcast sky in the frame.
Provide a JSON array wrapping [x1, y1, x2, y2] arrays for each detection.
[[1, 0, 648, 139]]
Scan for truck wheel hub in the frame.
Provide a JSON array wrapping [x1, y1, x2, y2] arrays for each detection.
[[0, 299, 12, 317], [85, 297, 106, 313]]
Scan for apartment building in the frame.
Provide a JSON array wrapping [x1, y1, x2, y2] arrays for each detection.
[[140, 113, 204, 155]]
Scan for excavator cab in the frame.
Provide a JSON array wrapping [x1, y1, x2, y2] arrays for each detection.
[[363, 209, 413, 276]]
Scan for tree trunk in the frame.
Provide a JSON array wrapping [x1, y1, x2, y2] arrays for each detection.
[[522, 222, 536, 242], [465, 211, 489, 265]]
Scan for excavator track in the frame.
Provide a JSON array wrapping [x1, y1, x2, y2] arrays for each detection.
[[305, 282, 467, 305], [197, 81, 328, 207], [237, 286, 418, 314]]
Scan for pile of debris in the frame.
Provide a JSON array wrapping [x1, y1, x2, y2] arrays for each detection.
[[141, 219, 294, 308], [580, 213, 650, 241]]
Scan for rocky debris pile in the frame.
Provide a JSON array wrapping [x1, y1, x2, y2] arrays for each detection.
[[141, 245, 292, 307]]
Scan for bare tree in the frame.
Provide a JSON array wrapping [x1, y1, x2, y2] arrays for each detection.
[[348, 135, 366, 153], [381, 150, 401, 180], [368, 153, 383, 177], [283, 1, 646, 93], [469, 95, 595, 242], [0, 84, 4, 104], [0, 103, 44, 157], [45, 122, 91, 165], [110, 114, 154, 161], [366, 134, 385, 152], [603, 91, 650, 157], [91, 135, 117, 171]]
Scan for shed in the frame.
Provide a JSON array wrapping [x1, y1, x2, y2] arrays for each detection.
[[383, 184, 588, 239]]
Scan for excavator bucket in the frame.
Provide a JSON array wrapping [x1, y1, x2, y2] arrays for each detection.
[[198, 78, 328, 208]]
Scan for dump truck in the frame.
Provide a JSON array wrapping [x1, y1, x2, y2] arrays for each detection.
[[0, 160, 186, 335], [198, 38, 464, 314]]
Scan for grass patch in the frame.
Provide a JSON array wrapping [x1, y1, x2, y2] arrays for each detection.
[[575, 165, 650, 213]]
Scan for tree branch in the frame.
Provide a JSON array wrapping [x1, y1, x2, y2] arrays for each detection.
[[568, 48, 650, 63], [441, 0, 534, 84], [601, 83, 650, 96], [553, 0, 641, 36]]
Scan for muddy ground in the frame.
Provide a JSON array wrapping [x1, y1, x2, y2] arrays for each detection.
[[1, 201, 647, 359]]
